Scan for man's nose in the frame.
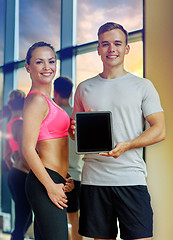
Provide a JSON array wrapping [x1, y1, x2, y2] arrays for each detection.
[[108, 44, 115, 52]]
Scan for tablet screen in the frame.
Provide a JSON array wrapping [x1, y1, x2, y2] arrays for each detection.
[[75, 111, 113, 154]]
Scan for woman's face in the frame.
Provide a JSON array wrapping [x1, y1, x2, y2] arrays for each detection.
[[25, 46, 56, 85]]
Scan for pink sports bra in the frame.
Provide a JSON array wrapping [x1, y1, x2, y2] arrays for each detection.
[[7, 118, 21, 152], [26, 91, 70, 141]]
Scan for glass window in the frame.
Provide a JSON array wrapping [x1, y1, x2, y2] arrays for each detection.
[[19, 0, 61, 60], [77, 0, 143, 45], [0, 0, 5, 66], [17, 68, 32, 94], [125, 41, 143, 77], [76, 41, 143, 86], [77, 51, 102, 86], [0, 73, 3, 107]]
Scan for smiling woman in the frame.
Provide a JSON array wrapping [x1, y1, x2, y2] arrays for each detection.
[[22, 41, 74, 240]]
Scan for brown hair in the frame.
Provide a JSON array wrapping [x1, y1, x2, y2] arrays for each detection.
[[8, 89, 26, 111], [54, 76, 73, 99], [98, 22, 128, 45], [26, 41, 56, 65]]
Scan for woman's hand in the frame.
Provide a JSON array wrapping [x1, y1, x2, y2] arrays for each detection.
[[64, 177, 75, 192], [47, 183, 68, 210]]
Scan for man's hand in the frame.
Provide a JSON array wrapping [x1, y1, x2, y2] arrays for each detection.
[[99, 142, 130, 158], [100, 112, 166, 159], [64, 177, 75, 192], [69, 119, 76, 140]]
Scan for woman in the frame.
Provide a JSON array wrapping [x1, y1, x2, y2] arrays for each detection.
[[22, 41, 73, 240], [4, 89, 32, 240]]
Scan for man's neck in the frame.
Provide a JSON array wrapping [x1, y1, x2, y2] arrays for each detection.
[[100, 66, 127, 79]]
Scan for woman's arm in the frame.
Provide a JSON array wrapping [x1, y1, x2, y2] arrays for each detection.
[[22, 93, 67, 209]]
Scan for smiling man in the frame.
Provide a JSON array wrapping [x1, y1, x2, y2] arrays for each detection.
[[70, 22, 166, 240]]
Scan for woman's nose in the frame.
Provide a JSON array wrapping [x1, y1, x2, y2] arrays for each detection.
[[43, 62, 50, 70]]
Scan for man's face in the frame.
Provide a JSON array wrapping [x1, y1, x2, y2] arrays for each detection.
[[97, 29, 130, 69]]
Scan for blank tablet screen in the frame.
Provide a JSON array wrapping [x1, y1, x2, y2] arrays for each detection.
[[75, 111, 113, 154]]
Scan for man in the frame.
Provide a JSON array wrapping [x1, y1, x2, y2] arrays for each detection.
[[54, 76, 83, 240], [70, 22, 166, 240]]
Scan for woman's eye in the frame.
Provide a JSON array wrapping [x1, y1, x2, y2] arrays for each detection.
[[36, 61, 42, 64]]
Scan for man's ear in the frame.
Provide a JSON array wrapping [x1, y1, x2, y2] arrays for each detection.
[[97, 46, 101, 56], [25, 63, 30, 73], [125, 44, 130, 55]]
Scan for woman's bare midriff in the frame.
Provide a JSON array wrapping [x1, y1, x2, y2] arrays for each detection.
[[36, 136, 69, 179]]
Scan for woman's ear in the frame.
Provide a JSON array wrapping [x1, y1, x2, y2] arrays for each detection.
[[25, 63, 30, 73]]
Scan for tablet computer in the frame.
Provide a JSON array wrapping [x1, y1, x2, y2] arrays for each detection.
[[75, 111, 113, 154]]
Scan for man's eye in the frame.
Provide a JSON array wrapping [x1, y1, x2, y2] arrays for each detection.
[[102, 44, 109, 47], [49, 60, 55, 64]]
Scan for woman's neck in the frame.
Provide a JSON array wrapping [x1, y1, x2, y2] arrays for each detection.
[[30, 85, 52, 98]]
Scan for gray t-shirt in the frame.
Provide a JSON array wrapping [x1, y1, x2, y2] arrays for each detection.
[[71, 73, 163, 186], [62, 106, 83, 181]]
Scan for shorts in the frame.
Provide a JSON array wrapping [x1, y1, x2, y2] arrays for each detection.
[[66, 180, 81, 213], [79, 185, 153, 240]]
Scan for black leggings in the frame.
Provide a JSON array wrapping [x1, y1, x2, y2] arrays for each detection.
[[8, 167, 32, 240], [25, 168, 68, 240]]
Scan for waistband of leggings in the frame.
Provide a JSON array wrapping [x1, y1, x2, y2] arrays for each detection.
[[29, 167, 66, 184], [45, 168, 66, 184]]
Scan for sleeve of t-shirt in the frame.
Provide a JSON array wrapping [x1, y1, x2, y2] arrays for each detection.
[[71, 84, 85, 120], [142, 79, 163, 118]]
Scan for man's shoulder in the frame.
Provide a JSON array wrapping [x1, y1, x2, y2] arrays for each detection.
[[127, 73, 153, 86], [78, 74, 100, 86]]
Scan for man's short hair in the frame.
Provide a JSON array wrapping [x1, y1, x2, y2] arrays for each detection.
[[54, 76, 73, 99], [98, 22, 128, 45]]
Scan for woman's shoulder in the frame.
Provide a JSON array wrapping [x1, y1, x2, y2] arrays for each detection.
[[24, 92, 49, 118], [25, 91, 48, 106]]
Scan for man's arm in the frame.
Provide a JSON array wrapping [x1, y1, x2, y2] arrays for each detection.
[[100, 111, 166, 158]]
